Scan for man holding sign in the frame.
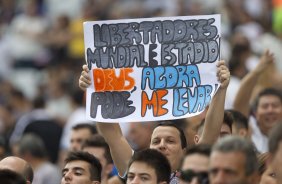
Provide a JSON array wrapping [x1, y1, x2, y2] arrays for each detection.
[[79, 59, 229, 179], [80, 14, 230, 184]]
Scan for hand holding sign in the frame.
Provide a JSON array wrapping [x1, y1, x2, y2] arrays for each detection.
[[217, 60, 230, 89], [79, 65, 91, 91]]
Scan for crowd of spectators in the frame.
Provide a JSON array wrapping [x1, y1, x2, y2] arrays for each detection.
[[0, 0, 282, 184]]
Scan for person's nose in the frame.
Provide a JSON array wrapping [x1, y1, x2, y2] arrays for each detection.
[[129, 176, 140, 184], [63, 171, 72, 182], [212, 170, 226, 184], [158, 139, 167, 151]]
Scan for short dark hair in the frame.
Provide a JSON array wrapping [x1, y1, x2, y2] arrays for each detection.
[[127, 149, 171, 183], [156, 121, 187, 149], [227, 109, 248, 130], [65, 151, 102, 182], [223, 111, 233, 132], [81, 134, 113, 164], [212, 136, 258, 176], [180, 144, 211, 169], [72, 123, 97, 134], [185, 144, 211, 157], [253, 88, 282, 112], [0, 169, 26, 184], [269, 122, 282, 154], [18, 134, 47, 159]]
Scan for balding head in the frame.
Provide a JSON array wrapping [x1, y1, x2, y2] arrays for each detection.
[[0, 156, 33, 184]]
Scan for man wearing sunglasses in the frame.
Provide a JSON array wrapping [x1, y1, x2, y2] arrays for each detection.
[[179, 144, 211, 184]]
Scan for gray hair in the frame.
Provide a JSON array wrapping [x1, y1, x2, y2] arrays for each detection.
[[18, 134, 47, 159], [212, 136, 258, 176]]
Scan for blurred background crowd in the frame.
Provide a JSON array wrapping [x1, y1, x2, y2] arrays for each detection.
[[0, 0, 282, 183]]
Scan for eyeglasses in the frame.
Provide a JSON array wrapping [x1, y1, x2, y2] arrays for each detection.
[[180, 169, 209, 184]]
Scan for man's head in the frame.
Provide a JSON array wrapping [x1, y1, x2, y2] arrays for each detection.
[[18, 134, 47, 161], [149, 121, 187, 172], [180, 144, 211, 184], [61, 151, 102, 184], [227, 110, 249, 138], [171, 117, 203, 148], [209, 136, 258, 184], [268, 122, 282, 182], [0, 156, 33, 184], [127, 122, 156, 151], [0, 169, 26, 184], [253, 88, 282, 135], [81, 135, 113, 180], [127, 149, 171, 184], [220, 111, 233, 138], [194, 111, 233, 143], [70, 123, 97, 151]]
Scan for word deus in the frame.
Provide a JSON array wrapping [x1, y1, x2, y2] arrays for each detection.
[[93, 68, 135, 91]]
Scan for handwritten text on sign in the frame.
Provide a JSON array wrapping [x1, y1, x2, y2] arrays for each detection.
[[84, 15, 221, 122]]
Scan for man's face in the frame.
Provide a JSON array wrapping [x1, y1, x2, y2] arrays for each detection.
[[83, 147, 111, 179], [260, 166, 277, 184], [126, 161, 159, 184], [61, 160, 97, 184], [255, 95, 282, 135], [209, 151, 250, 184], [180, 154, 209, 184], [150, 126, 184, 172], [70, 128, 92, 151]]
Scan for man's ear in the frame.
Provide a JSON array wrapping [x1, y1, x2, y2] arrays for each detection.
[[238, 129, 248, 138], [194, 134, 200, 144]]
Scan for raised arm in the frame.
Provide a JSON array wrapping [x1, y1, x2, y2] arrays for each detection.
[[96, 122, 133, 176], [78, 65, 132, 176], [198, 60, 230, 145], [233, 50, 274, 117]]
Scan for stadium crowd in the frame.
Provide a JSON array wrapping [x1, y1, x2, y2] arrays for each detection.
[[0, 0, 282, 183]]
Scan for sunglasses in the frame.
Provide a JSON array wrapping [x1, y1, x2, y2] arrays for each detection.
[[180, 169, 209, 184]]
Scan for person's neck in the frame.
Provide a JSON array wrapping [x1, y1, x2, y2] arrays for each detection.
[[101, 177, 108, 184]]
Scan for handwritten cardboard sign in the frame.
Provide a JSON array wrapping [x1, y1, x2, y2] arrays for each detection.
[[84, 14, 221, 122]]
